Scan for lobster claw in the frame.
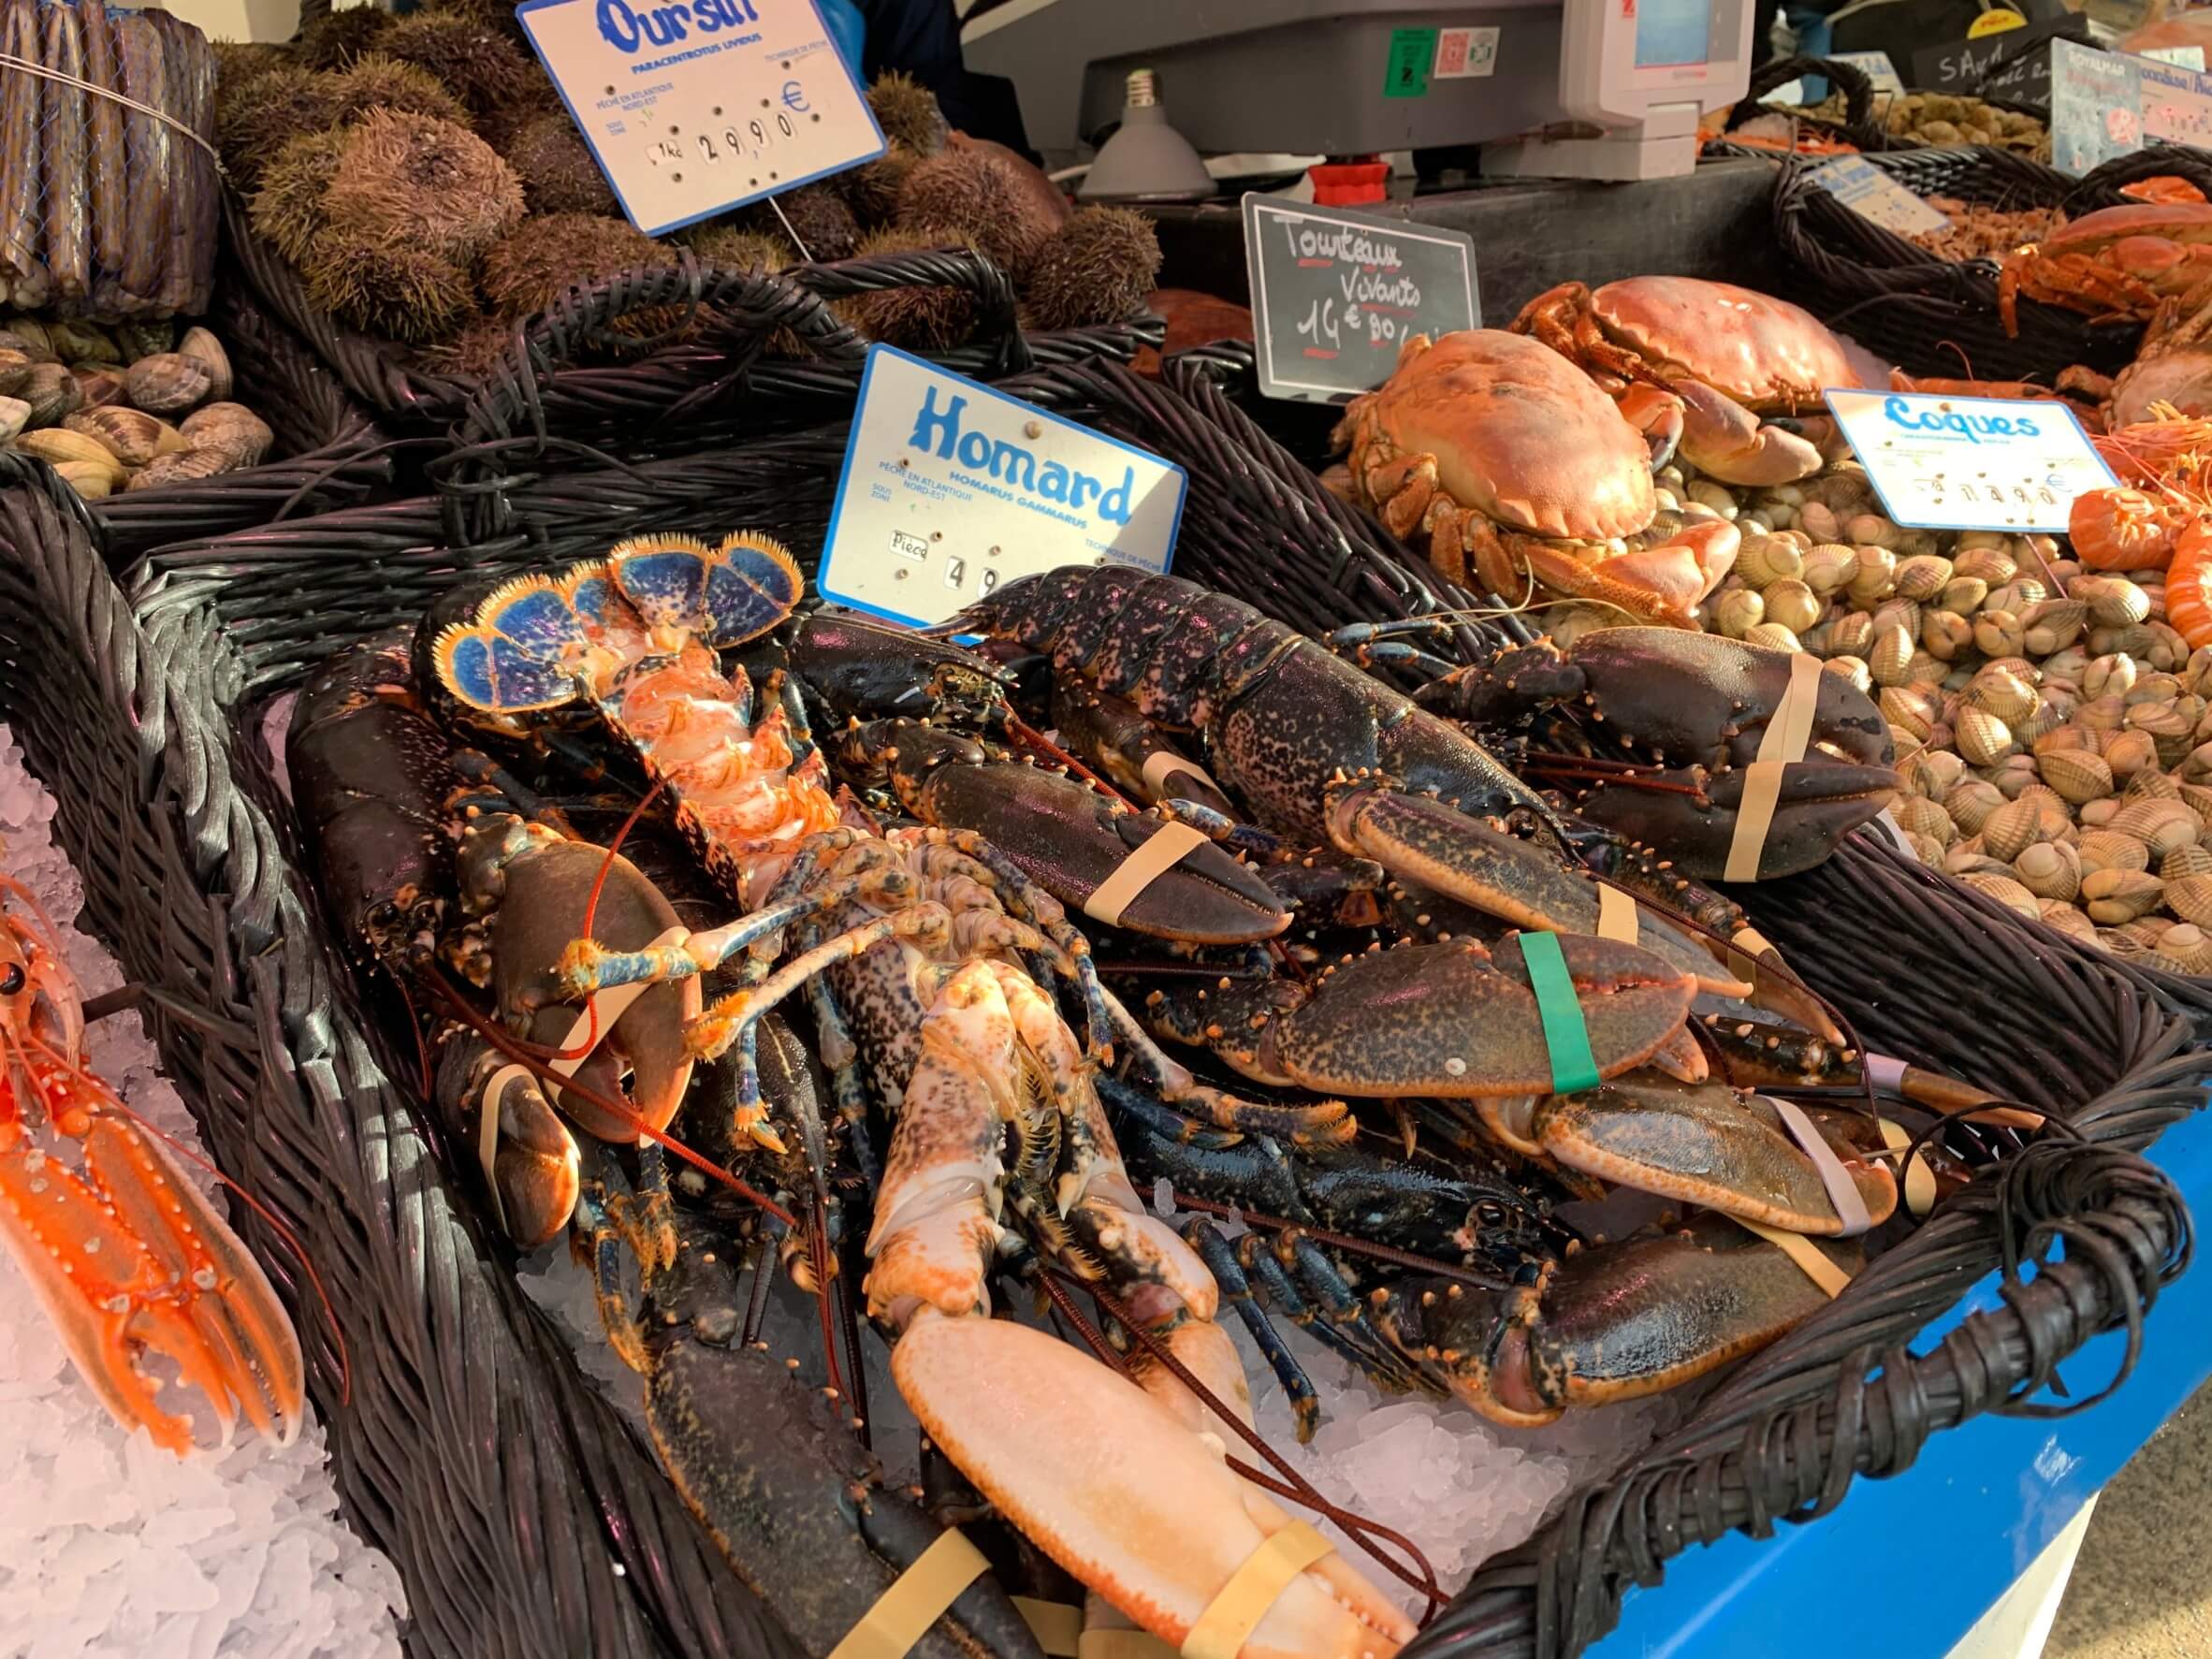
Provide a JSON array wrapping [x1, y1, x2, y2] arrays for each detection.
[[1270, 934, 1697, 1098], [0, 1115, 306, 1453], [1566, 759, 1902, 881], [894, 1315, 1412, 1659], [1381, 1214, 1860, 1426]]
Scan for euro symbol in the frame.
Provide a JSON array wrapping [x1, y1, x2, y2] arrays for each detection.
[[781, 80, 808, 112]]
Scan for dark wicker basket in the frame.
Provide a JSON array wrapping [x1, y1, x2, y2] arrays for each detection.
[[224, 191, 1162, 443], [1708, 55, 1907, 160], [1771, 141, 2212, 382], [83, 278, 393, 565], [113, 357, 2210, 1659]]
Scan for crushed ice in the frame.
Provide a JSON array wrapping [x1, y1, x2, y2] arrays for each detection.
[[0, 724, 406, 1658]]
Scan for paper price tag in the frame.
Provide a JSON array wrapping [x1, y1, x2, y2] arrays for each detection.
[[1822, 389, 2117, 534], [517, 0, 883, 238], [1808, 156, 1948, 237], [820, 345, 1186, 630], [2051, 37, 2212, 173], [2144, 45, 2209, 71], [1832, 51, 1905, 96], [1433, 25, 1500, 80]]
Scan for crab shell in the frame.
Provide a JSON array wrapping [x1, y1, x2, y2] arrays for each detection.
[[1565, 276, 1861, 414], [2028, 198, 2212, 261], [1336, 328, 1658, 542]]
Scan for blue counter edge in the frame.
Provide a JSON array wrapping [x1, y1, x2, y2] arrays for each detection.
[[1590, 1089, 2212, 1659]]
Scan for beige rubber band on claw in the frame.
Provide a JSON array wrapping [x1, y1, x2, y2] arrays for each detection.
[[1081, 1634, 1179, 1659], [1723, 652, 1826, 883], [478, 924, 692, 1232], [1880, 1117, 1939, 1217], [1084, 822, 1214, 926], [828, 1529, 991, 1659], [1765, 1096, 1872, 1238], [1732, 1215, 1855, 1300], [1594, 881, 1638, 944], [1142, 749, 1224, 802], [1181, 1522, 1336, 1659], [1014, 1599, 1084, 1658]]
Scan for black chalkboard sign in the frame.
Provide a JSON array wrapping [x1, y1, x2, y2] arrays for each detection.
[[1241, 195, 1479, 404], [1910, 11, 2090, 112]]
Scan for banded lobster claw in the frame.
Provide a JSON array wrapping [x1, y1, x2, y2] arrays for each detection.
[[438, 817, 702, 1244], [0, 874, 304, 1453], [844, 718, 1292, 945], [1417, 629, 1899, 880], [1378, 1213, 1862, 1426]]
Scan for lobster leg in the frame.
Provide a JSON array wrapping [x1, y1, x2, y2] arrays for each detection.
[[1104, 988, 1356, 1144], [0, 1113, 305, 1453], [1182, 1218, 1322, 1442]]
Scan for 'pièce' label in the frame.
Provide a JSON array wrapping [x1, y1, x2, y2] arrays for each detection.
[[517, 0, 882, 237], [1823, 389, 2115, 534], [820, 345, 1186, 629]]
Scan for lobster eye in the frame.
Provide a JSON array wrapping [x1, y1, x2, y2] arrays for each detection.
[[1476, 1201, 1506, 1228], [0, 963, 23, 997]]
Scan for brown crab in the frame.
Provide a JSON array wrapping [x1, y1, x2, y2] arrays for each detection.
[[1332, 328, 1739, 629], [1514, 276, 1863, 487]]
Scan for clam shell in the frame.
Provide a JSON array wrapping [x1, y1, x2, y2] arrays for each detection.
[[1735, 535, 1801, 589], [1824, 654, 1873, 694], [1798, 501, 1841, 542], [2084, 653, 2137, 701], [2161, 843, 2212, 880], [174, 327, 233, 401], [179, 402, 273, 469], [2166, 873, 2212, 926], [1826, 610, 1875, 660], [2023, 598, 2087, 656], [1970, 666, 2039, 724], [1923, 608, 1973, 662], [1763, 578, 1822, 635], [2108, 798, 2202, 855], [1873, 597, 1923, 641], [1944, 778, 2005, 834], [1891, 793, 1955, 846], [2083, 867, 2166, 924], [69, 367, 124, 409], [124, 446, 236, 491], [1980, 794, 2044, 861], [3, 318, 56, 361], [0, 396, 26, 441], [1894, 554, 1953, 602], [50, 458, 110, 499], [2075, 693, 2128, 732], [2039, 899, 2099, 944], [1847, 513, 1903, 548], [2038, 749, 2113, 806], [1849, 546, 1898, 604], [0, 347, 28, 396], [1973, 609, 2026, 660], [124, 352, 211, 415], [20, 361, 76, 428], [14, 426, 124, 481], [2103, 728, 2161, 779], [1881, 685, 1939, 741], [2072, 575, 2152, 627], [1904, 749, 1965, 799], [1743, 622, 1801, 653], [64, 406, 185, 468], [1906, 648, 1947, 687], [1711, 587, 1763, 638], [1869, 621, 1914, 688], [1954, 545, 2017, 585], [1940, 576, 1989, 616], [1955, 704, 2015, 767], [2080, 828, 2152, 875], [114, 320, 173, 360], [2016, 840, 2082, 902], [1962, 872, 2041, 920], [1802, 544, 1853, 595]]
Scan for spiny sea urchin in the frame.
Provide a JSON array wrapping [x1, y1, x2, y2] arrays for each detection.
[[319, 108, 525, 267], [327, 52, 472, 129], [867, 70, 946, 156], [833, 224, 982, 352], [249, 128, 351, 267], [302, 229, 478, 343], [835, 141, 917, 228], [1021, 206, 1162, 330], [478, 212, 679, 334], [297, 5, 394, 70], [215, 65, 342, 188], [506, 111, 618, 216], [211, 40, 294, 101], [377, 11, 542, 120], [679, 224, 791, 274], [896, 140, 1067, 279], [743, 184, 860, 263]]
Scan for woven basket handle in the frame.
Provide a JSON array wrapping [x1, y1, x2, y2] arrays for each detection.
[[1724, 54, 1876, 135], [789, 245, 1031, 376]]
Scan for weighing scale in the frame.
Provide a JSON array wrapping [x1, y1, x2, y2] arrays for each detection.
[[959, 0, 1754, 182]]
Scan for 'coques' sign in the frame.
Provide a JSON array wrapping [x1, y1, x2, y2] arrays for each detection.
[[819, 345, 1186, 629], [1822, 389, 2115, 533]]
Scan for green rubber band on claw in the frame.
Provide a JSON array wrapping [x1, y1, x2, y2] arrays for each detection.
[[1520, 930, 1602, 1096]]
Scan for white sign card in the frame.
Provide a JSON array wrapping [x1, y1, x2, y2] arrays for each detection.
[[1822, 390, 2117, 534], [1808, 155, 1948, 237], [1833, 51, 1906, 95], [2050, 36, 2212, 174], [517, 0, 883, 238], [819, 345, 1186, 630]]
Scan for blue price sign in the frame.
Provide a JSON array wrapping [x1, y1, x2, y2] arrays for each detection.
[[517, 0, 883, 237]]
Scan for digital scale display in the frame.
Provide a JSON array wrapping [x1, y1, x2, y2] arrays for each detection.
[[1636, 0, 1712, 68]]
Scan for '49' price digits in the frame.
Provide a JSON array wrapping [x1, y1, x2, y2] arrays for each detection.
[[647, 104, 798, 169]]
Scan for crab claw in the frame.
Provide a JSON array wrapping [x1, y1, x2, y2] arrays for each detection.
[[1270, 934, 1695, 1099], [1671, 380, 1826, 487], [1484, 1075, 1896, 1233], [0, 1116, 305, 1453], [1568, 759, 1901, 881], [1380, 1212, 1857, 1426], [894, 1315, 1412, 1659], [461, 826, 703, 1144]]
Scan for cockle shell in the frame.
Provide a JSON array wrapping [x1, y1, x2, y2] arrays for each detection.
[[63, 406, 186, 468], [1895, 554, 1953, 601], [2079, 829, 2152, 875], [2103, 729, 2161, 779], [2038, 749, 2114, 806], [1881, 685, 1939, 742], [1954, 545, 2017, 586], [1970, 666, 2038, 724], [69, 366, 124, 408], [1980, 794, 2044, 861], [1890, 794, 1955, 846], [2161, 843, 2212, 880], [2073, 575, 2152, 627], [1826, 655, 1873, 694], [2082, 868, 2166, 924], [1735, 535, 1800, 589], [1870, 622, 1915, 688], [1973, 609, 2026, 661], [2165, 873, 2212, 927], [1744, 622, 1802, 653], [1941, 576, 1990, 616], [1827, 610, 1875, 660], [1904, 749, 1966, 799], [1944, 778, 2005, 835], [0, 347, 28, 396], [1802, 544, 1853, 594], [1955, 704, 2015, 767], [1963, 872, 2041, 920], [1763, 578, 1822, 635], [1924, 609, 1974, 662], [2014, 840, 2082, 902], [175, 327, 233, 401], [124, 352, 211, 415], [2039, 899, 2099, 944], [2084, 653, 2137, 700], [2108, 798, 2202, 856], [2148, 922, 2212, 975]]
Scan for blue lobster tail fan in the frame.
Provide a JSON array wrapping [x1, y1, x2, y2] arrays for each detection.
[[704, 531, 805, 646], [607, 535, 719, 634], [430, 574, 591, 712]]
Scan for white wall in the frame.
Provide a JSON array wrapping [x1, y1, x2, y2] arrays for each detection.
[[150, 0, 313, 46]]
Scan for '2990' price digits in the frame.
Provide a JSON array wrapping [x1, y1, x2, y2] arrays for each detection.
[[648, 108, 797, 170]]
